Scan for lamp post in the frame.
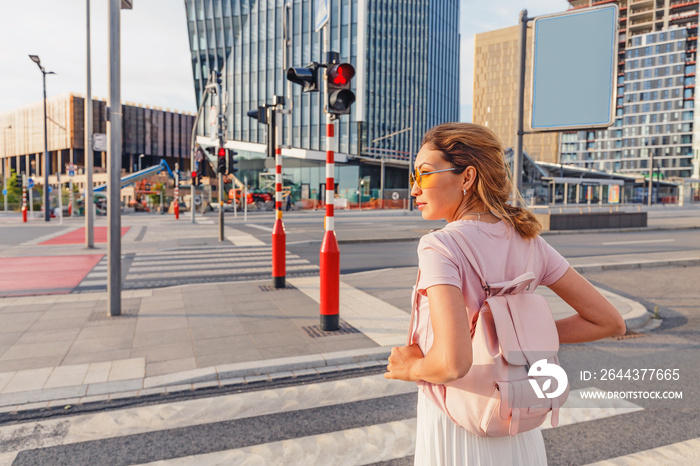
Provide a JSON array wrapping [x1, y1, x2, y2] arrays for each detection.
[[3, 125, 10, 212], [28, 55, 55, 222]]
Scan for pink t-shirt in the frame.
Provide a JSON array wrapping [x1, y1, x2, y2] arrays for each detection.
[[408, 219, 570, 415]]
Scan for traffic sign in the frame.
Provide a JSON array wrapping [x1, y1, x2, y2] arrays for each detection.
[[27, 178, 35, 189], [68, 170, 75, 177], [1, 189, 7, 196], [48, 186, 53, 193]]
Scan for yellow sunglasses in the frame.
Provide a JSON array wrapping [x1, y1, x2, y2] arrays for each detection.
[[409, 167, 458, 189]]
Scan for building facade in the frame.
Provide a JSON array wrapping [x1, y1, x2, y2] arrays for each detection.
[[0, 93, 196, 181], [474, 0, 700, 186], [560, 0, 698, 180], [473, 26, 561, 164], [184, 0, 459, 202]]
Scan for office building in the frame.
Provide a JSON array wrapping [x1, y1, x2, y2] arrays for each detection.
[[473, 26, 561, 164], [0, 93, 196, 181], [474, 0, 700, 183], [184, 0, 459, 203]]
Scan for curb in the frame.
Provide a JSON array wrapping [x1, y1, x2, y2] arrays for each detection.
[[573, 257, 700, 273], [541, 225, 700, 235], [0, 347, 391, 414]]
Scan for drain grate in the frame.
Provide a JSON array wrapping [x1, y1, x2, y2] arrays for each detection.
[[259, 284, 297, 292], [611, 330, 646, 340], [302, 321, 360, 338]]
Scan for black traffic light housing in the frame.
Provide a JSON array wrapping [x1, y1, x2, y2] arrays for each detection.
[[217, 147, 227, 175], [287, 62, 320, 92], [326, 63, 356, 117], [246, 107, 267, 124], [214, 70, 222, 86], [228, 150, 239, 175]]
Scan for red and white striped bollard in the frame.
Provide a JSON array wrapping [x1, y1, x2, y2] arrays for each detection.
[[320, 116, 340, 330]]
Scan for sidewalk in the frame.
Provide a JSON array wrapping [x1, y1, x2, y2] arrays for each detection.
[[0, 261, 651, 414]]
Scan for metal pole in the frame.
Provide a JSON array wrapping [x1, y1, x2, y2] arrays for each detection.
[[284, 2, 293, 149], [190, 109, 202, 224], [107, 0, 122, 317], [409, 104, 414, 211], [3, 153, 8, 212], [174, 163, 180, 219], [29, 183, 34, 218], [70, 179, 75, 217], [648, 151, 654, 206], [22, 173, 27, 223], [58, 173, 63, 224], [85, 0, 94, 247], [244, 175, 248, 222], [513, 9, 528, 206], [42, 72, 50, 222], [380, 156, 384, 209]]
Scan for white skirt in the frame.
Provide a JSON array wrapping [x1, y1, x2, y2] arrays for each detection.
[[414, 390, 548, 466]]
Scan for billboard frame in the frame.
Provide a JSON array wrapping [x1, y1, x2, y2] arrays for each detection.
[[528, 4, 619, 133]]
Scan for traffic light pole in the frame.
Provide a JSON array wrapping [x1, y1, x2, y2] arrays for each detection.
[[320, 25, 340, 331], [271, 97, 286, 288]]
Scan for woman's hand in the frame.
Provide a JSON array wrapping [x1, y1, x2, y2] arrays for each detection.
[[384, 343, 424, 382]]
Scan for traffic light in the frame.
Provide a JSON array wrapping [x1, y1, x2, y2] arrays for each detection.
[[191, 171, 199, 186], [214, 70, 222, 87], [326, 63, 356, 117], [228, 150, 239, 175], [287, 62, 320, 92], [217, 147, 226, 175], [246, 107, 267, 124]]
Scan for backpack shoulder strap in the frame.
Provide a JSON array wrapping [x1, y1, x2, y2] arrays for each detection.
[[439, 230, 491, 297]]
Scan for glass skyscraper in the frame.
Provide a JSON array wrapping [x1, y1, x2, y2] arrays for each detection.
[[184, 0, 459, 200]]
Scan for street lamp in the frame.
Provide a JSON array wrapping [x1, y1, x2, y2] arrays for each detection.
[[28, 54, 56, 222]]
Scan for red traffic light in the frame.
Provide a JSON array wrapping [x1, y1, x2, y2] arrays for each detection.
[[328, 63, 355, 86], [191, 171, 197, 179], [218, 147, 226, 157]]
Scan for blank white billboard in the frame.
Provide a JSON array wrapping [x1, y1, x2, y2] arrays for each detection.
[[530, 5, 618, 131]]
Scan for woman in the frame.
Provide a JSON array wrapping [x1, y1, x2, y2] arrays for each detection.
[[384, 123, 626, 465]]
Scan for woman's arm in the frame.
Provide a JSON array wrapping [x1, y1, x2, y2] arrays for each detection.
[[548, 266, 627, 343], [385, 284, 472, 384]]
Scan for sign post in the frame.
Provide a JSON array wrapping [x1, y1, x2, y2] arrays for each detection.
[[514, 5, 618, 203]]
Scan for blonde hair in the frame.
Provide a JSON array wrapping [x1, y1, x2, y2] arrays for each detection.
[[421, 122, 542, 239]]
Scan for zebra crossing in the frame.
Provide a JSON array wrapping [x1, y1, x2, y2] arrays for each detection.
[[1, 372, 691, 466], [74, 244, 319, 292]]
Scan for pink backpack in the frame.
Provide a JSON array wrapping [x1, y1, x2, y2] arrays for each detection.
[[409, 235, 569, 437]]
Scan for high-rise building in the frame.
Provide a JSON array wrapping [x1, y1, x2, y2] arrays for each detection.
[[475, 0, 700, 181], [184, 0, 459, 202]]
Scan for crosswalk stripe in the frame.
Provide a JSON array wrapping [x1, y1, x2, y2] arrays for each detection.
[[74, 246, 318, 292], [127, 259, 311, 275], [583, 437, 700, 465], [136, 419, 417, 466]]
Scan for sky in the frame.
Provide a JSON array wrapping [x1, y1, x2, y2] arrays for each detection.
[[0, 0, 569, 122]]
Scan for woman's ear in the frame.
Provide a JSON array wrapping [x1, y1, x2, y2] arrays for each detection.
[[462, 166, 477, 191]]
